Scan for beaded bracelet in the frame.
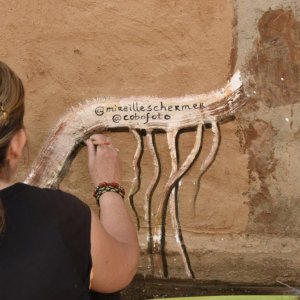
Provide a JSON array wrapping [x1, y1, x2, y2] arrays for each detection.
[[93, 182, 125, 205]]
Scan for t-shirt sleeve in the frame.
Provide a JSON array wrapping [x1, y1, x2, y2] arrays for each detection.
[[53, 190, 92, 284]]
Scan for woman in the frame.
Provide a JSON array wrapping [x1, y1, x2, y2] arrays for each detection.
[[0, 61, 139, 300]]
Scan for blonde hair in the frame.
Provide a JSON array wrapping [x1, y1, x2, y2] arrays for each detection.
[[0, 61, 25, 233]]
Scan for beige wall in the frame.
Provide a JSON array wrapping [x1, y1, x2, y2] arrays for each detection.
[[1, 0, 300, 284]]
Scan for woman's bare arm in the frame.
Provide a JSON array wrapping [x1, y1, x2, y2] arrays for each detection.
[[86, 134, 139, 293]]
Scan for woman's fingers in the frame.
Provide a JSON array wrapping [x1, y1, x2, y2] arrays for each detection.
[[90, 134, 111, 145], [86, 134, 111, 154], [86, 138, 97, 167], [88, 135, 117, 155]]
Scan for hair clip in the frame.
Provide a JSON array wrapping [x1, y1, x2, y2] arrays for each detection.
[[0, 103, 7, 122]]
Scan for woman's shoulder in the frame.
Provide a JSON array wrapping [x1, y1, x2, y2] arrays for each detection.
[[10, 183, 91, 223], [23, 183, 88, 208]]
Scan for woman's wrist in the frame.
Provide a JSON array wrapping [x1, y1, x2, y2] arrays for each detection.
[[93, 182, 125, 206]]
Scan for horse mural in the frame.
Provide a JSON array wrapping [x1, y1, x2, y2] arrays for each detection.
[[25, 70, 246, 278]]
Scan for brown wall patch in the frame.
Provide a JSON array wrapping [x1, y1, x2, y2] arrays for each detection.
[[247, 9, 300, 109]]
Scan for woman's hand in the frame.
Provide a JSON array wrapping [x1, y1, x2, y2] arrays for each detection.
[[86, 134, 121, 186]]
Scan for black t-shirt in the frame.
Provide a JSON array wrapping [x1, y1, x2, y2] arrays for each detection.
[[0, 183, 120, 300]]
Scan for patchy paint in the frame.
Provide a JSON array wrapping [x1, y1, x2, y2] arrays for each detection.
[[239, 9, 300, 235], [246, 9, 300, 109], [244, 120, 278, 232]]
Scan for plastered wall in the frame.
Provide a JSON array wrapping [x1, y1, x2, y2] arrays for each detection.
[[1, 0, 300, 285]]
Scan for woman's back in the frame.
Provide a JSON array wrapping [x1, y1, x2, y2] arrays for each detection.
[[0, 183, 91, 300]]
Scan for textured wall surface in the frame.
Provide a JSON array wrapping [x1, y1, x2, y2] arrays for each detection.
[[1, 0, 300, 285]]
